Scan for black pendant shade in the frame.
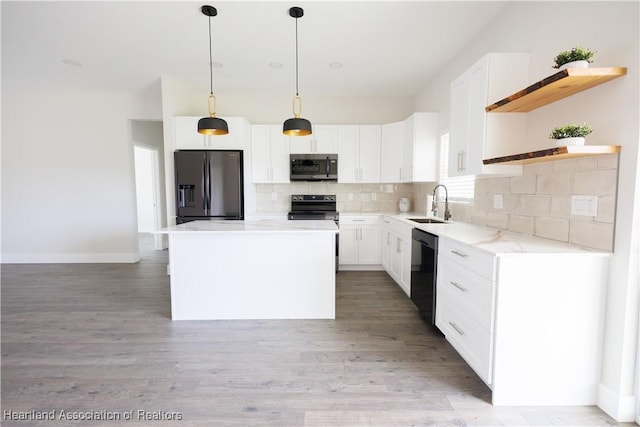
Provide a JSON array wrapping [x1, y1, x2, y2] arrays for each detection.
[[198, 5, 228, 136], [198, 116, 229, 135], [283, 117, 312, 136], [283, 6, 312, 136]]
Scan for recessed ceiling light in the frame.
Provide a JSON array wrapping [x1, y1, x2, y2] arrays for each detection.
[[269, 62, 283, 69], [62, 59, 82, 67], [329, 62, 343, 69]]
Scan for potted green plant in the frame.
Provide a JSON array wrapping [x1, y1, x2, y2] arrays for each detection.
[[549, 123, 593, 146], [552, 47, 597, 70]]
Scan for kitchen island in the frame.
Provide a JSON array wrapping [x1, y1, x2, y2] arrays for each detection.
[[155, 220, 338, 320]]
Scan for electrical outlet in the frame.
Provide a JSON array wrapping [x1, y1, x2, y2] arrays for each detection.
[[371, 193, 377, 201], [348, 193, 354, 201], [493, 194, 504, 209], [571, 195, 598, 216], [271, 192, 277, 201]]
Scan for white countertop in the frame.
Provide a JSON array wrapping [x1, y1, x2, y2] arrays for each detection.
[[155, 219, 338, 234], [387, 213, 610, 256]]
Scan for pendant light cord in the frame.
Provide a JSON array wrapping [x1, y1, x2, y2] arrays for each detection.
[[208, 15, 213, 96], [295, 16, 299, 97]]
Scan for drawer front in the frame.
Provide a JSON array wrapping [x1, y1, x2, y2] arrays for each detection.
[[436, 298, 493, 385], [437, 255, 495, 332], [438, 237, 496, 281], [341, 215, 380, 226]]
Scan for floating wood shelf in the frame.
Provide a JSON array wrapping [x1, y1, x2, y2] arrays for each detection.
[[483, 145, 621, 165], [486, 67, 627, 113]]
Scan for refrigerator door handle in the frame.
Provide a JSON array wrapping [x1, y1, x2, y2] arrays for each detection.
[[207, 156, 212, 212], [202, 159, 208, 216]]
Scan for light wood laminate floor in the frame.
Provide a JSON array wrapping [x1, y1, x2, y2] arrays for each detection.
[[1, 234, 633, 426]]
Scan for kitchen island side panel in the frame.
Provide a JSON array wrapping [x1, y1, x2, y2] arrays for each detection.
[[167, 231, 335, 320]]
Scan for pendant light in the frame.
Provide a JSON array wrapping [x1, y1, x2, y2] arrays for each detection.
[[197, 5, 228, 135], [283, 6, 312, 136]]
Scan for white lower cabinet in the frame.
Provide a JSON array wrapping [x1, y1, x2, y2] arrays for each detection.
[[381, 216, 412, 295], [436, 236, 609, 406], [339, 215, 381, 269]]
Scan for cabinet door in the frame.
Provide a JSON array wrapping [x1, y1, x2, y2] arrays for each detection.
[[359, 125, 382, 183], [380, 121, 404, 183], [466, 57, 490, 176], [289, 125, 338, 153], [398, 235, 412, 294], [402, 115, 415, 182], [269, 126, 291, 183], [288, 134, 313, 153], [251, 125, 271, 183], [175, 116, 207, 149], [338, 226, 358, 265], [390, 235, 404, 286], [337, 125, 359, 183], [314, 125, 338, 153], [411, 113, 439, 182], [358, 224, 381, 264], [381, 220, 393, 272], [448, 75, 470, 177]]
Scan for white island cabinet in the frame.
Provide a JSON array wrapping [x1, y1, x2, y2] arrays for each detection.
[[155, 220, 337, 320]]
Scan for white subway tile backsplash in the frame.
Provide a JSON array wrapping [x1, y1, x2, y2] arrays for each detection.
[[595, 195, 616, 223], [550, 196, 571, 219], [537, 172, 573, 195], [487, 212, 510, 229], [254, 155, 617, 252], [570, 220, 614, 251], [535, 217, 570, 242], [519, 195, 551, 218], [510, 174, 536, 194], [573, 169, 618, 195], [508, 215, 535, 235], [552, 156, 596, 173]]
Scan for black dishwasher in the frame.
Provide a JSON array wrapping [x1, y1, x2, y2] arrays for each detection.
[[410, 228, 442, 334]]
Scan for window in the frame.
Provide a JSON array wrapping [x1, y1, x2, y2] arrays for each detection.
[[438, 133, 475, 200]]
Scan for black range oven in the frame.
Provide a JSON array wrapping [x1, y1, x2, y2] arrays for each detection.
[[288, 194, 339, 271]]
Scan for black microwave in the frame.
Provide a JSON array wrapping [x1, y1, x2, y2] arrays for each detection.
[[290, 154, 338, 181]]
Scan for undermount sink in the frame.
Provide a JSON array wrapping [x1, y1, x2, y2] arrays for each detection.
[[408, 218, 446, 224]]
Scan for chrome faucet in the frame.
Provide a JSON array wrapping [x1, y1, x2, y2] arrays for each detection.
[[432, 184, 451, 221]]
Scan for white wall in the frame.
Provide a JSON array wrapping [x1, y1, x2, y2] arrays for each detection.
[[1, 87, 162, 262], [413, 1, 639, 421]]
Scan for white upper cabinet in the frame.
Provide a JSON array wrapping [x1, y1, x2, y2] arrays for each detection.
[[448, 53, 529, 177], [250, 125, 290, 183], [174, 116, 247, 150], [380, 121, 404, 183], [289, 125, 338, 154], [403, 112, 439, 182], [338, 125, 381, 183]]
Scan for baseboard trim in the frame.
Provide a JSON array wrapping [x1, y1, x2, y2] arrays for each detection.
[[1, 252, 140, 264], [597, 382, 636, 422], [338, 265, 384, 271]]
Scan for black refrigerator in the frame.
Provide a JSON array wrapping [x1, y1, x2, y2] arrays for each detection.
[[174, 150, 244, 224]]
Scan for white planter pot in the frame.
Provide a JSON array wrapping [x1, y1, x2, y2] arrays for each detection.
[[554, 137, 585, 147], [558, 60, 589, 71]]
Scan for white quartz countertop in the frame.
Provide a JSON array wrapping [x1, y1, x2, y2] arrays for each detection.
[[155, 219, 338, 234], [387, 213, 610, 256]]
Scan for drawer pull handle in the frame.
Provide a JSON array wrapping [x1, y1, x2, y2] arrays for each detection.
[[450, 281, 467, 292], [449, 321, 465, 336], [352, 219, 366, 222], [451, 250, 468, 258]]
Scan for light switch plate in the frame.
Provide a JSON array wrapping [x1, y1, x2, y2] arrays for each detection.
[[493, 194, 504, 209], [571, 195, 598, 216]]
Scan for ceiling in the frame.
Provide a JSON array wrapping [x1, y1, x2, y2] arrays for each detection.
[[1, 1, 510, 97]]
